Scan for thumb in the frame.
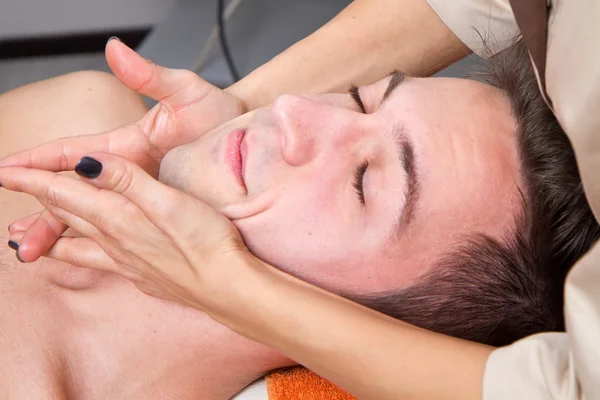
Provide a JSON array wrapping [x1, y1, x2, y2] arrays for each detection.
[[105, 38, 214, 106]]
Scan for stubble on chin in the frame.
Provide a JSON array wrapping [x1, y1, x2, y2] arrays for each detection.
[[158, 146, 193, 192]]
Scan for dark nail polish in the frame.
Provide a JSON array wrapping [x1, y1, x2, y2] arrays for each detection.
[[8, 241, 25, 263], [107, 36, 122, 44], [0, 182, 3, 187], [75, 157, 103, 179]]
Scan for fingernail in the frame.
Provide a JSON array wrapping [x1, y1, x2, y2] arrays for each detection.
[[75, 156, 103, 179], [107, 36, 122, 44], [8, 241, 25, 262]]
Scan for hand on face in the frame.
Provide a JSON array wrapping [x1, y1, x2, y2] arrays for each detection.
[[158, 76, 521, 295], [1, 39, 246, 262], [1, 153, 252, 312]]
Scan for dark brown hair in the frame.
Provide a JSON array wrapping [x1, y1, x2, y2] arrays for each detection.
[[348, 43, 600, 347]]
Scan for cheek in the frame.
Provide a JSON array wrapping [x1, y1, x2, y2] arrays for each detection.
[[234, 185, 359, 284], [232, 185, 389, 293]]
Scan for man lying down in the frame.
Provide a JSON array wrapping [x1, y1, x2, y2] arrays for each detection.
[[0, 42, 598, 399]]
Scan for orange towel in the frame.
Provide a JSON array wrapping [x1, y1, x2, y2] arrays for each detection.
[[266, 367, 357, 400]]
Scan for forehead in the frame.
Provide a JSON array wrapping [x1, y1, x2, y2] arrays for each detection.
[[375, 76, 521, 280], [369, 74, 512, 119]]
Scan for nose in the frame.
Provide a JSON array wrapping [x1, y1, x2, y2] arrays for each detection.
[[271, 94, 358, 166]]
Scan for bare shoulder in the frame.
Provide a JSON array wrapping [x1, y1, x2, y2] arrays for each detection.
[[0, 70, 147, 160]]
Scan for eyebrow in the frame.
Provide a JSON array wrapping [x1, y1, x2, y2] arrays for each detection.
[[379, 71, 420, 237], [382, 70, 407, 105], [392, 128, 420, 237], [351, 70, 418, 235], [348, 70, 406, 113]]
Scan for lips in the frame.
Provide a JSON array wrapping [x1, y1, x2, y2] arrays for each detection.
[[225, 129, 247, 192]]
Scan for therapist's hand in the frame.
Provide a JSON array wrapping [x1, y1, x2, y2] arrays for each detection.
[[1, 39, 246, 262], [2, 154, 251, 309]]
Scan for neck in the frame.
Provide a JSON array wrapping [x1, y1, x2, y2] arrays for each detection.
[[46, 268, 293, 399], [119, 320, 291, 400]]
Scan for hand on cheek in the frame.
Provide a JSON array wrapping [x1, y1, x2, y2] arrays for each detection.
[[0, 40, 247, 263], [0, 153, 251, 311]]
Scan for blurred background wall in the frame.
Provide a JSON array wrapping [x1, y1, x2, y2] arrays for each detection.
[[0, 0, 176, 39]]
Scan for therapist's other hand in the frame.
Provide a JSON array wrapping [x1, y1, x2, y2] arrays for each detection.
[[2, 154, 249, 308], [2, 39, 246, 262]]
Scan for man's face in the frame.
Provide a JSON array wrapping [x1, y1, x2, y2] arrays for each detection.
[[159, 74, 521, 294]]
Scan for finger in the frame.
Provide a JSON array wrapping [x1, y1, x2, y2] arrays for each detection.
[[0, 124, 150, 171], [8, 211, 42, 233], [72, 153, 196, 232], [16, 201, 105, 263], [6, 231, 27, 264], [106, 38, 218, 107], [8, 229, 25, 242], [9, 227, 106, 269], [73, 153, 238, 254], [0, 167, 119, 245], [46, 237, 156, 288], [16, 209, 68, 262], [1, 159, 202, 253], [44, 236, 121, 274], [0, 164, 168, 258]]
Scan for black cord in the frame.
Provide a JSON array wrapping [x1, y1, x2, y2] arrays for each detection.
[[217, 0, 240, 82]]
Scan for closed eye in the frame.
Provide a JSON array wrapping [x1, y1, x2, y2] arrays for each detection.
[[353, 161, 369, 206], [349, 84, 366, 114]]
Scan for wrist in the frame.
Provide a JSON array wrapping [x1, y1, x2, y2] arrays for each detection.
[[195, 250, 275, 324], [224, 77, 270, 112]]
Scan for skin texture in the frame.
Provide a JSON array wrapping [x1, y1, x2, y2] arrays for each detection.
[[0, 72, 518, 400], [0, 70, 517, 400], [161, 74, 521, 295], [0, 2, 519, 392], [0, 0, 520, 396]]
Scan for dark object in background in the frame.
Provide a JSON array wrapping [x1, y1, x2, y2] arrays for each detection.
[[217, 0, 240, 82], [0, 28, 150, 60]]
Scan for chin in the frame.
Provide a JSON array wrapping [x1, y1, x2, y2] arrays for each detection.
[[158, 150, 180, 187], [158, 146, 200, 198], [158, 153, 227, 209]]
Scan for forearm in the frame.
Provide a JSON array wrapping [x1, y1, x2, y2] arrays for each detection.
[[226, 0, 469, 110], [209, 257, 492, 400]]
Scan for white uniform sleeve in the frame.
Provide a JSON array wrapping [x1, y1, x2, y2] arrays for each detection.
[[425, 0, 520, 57]]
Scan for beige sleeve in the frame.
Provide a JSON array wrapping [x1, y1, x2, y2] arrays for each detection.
[[484, 1, 600, 398], [483, 239, 600, 400], [425, 0, 520, 57]]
